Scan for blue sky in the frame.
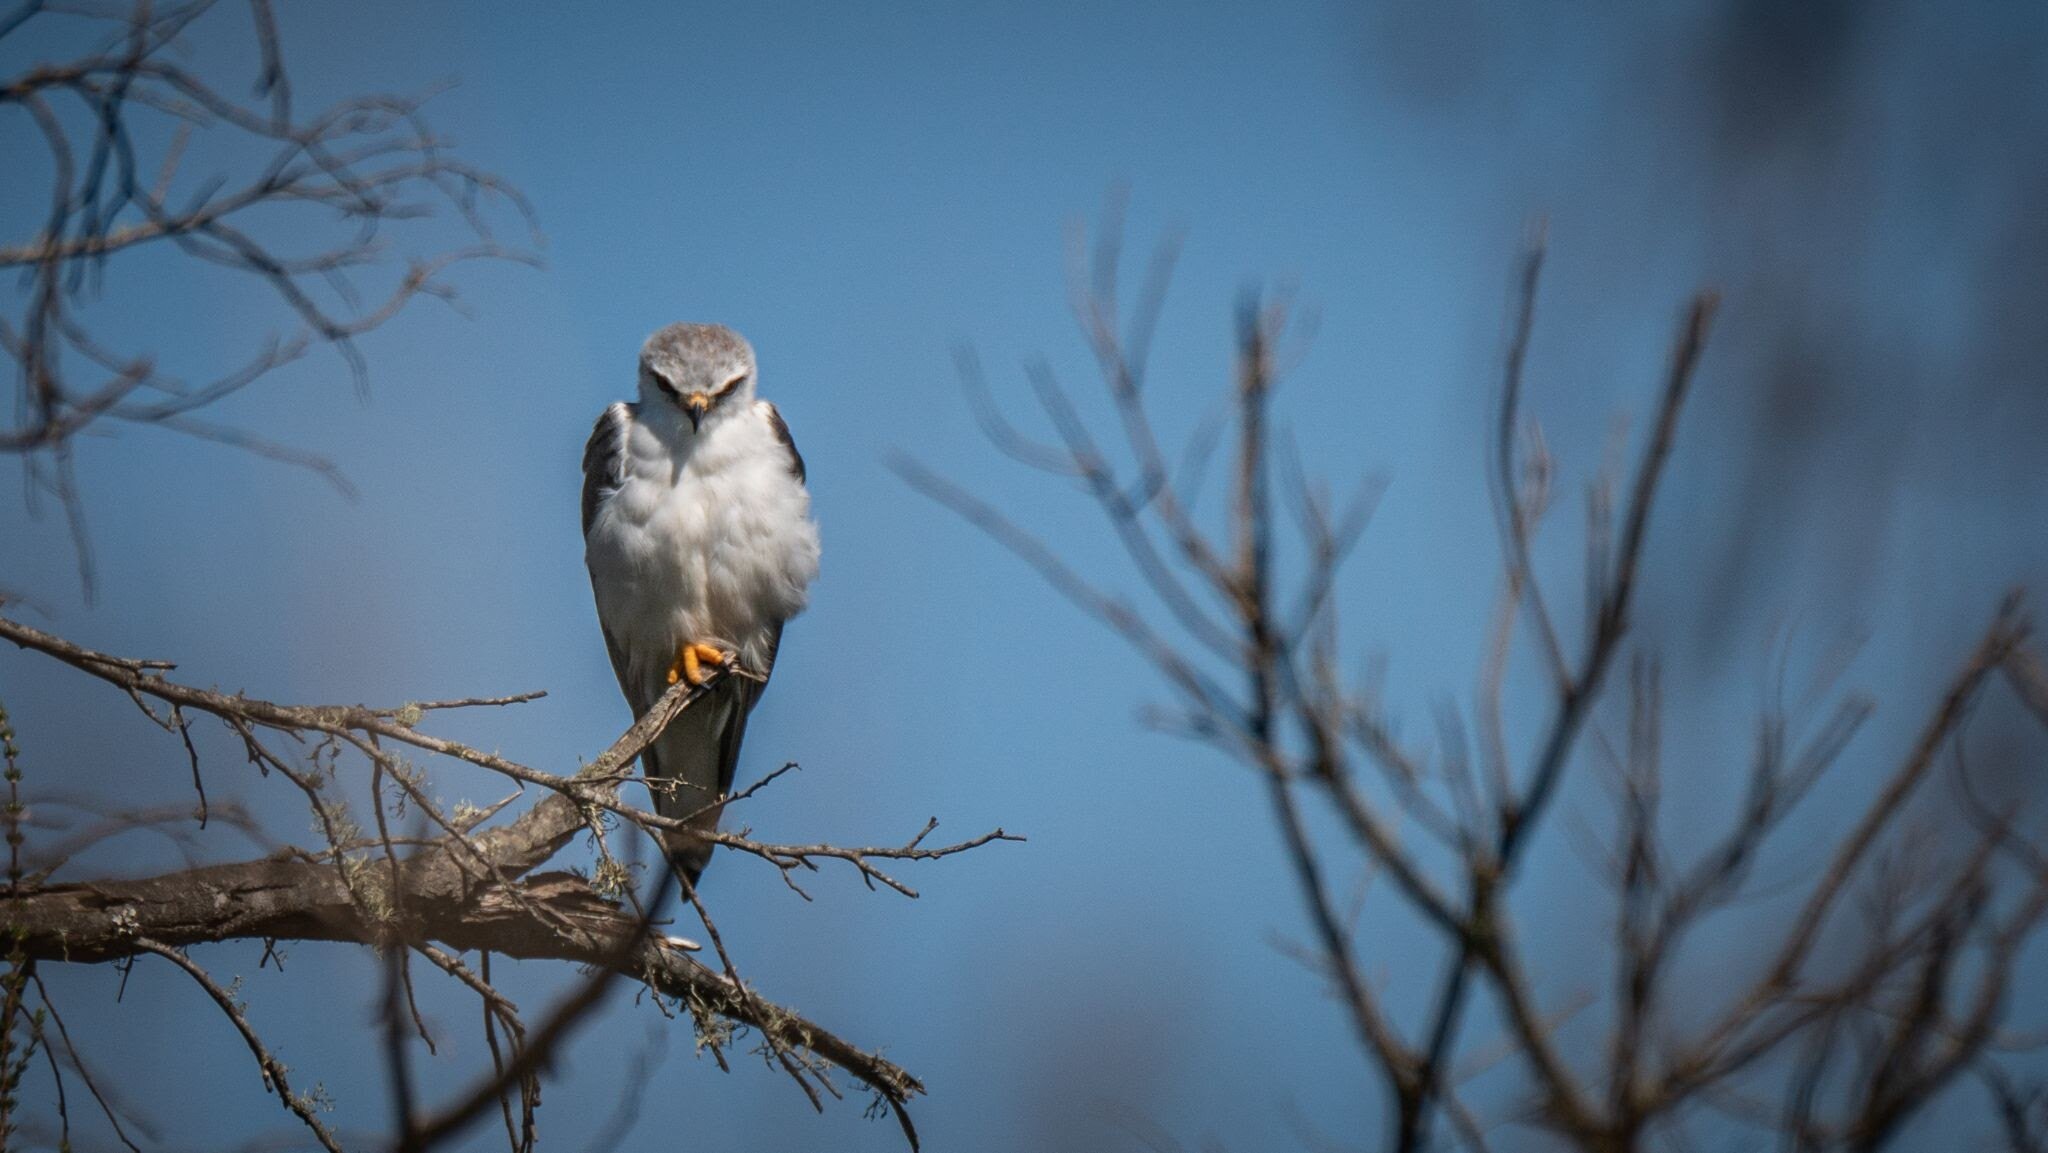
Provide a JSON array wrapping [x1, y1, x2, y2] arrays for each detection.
[[4, 2, 2046, 1150]]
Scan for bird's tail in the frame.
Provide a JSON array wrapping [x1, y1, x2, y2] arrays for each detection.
[[640, 674, 756, 887]]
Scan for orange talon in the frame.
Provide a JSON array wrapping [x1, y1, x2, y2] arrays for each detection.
[[667, 642, 735, 687]]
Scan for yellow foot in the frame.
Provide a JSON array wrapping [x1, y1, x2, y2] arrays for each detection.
[[666, 642, 736, 686]]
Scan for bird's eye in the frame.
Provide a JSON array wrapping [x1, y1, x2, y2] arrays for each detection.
[[715, 373, 748, 397]]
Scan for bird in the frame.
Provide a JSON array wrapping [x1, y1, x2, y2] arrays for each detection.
[[581, 322, 819, 886]]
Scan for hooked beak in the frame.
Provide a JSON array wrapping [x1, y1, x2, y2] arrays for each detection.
[[683, 393, 709, 432]]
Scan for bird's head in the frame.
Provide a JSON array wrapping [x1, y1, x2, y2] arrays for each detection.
[[637, 322, 757, 434]]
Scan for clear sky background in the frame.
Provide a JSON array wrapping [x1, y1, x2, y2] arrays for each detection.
[[4, 2, 2047, 1150]]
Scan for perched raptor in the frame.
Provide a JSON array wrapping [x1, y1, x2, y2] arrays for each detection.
[[581, 323, 819, 885]]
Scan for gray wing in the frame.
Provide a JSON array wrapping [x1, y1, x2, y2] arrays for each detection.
[[583, 402, 640, 708], [734, 401, 801, 708], [737, 399, 802, 702], [581, 401, 634, 539], [760, 400, 805, 485]]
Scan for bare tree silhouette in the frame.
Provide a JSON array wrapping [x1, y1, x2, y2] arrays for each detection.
[[906, 210, 2048, 1152]]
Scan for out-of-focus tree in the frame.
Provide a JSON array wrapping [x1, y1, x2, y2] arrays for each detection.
[[907, 212, 2048, 1152], [0, 4, 1010, 1149], [1, 0, 543, 598]]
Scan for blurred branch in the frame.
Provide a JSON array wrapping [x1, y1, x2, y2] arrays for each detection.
[[0, 0, 541, 599], [2006, 644, 2048, 732], [915, 205, 2048, 1153]]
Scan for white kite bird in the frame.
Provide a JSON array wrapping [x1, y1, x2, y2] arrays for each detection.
[[581, 323, 819, 884]]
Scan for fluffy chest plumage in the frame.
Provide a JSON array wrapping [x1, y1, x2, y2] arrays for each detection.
[[585, 403, 818, 673]]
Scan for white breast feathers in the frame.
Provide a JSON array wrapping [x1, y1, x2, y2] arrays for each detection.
[[585, 400, 819, 685]]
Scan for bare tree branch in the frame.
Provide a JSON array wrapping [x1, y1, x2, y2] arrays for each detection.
[[915, 206, 2048, 1153], [1, 0, 540, 599]]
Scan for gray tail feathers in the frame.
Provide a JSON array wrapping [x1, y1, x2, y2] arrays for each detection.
[[639, 675, 758, 887]]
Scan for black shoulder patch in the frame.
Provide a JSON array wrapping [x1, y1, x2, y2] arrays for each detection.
[[581, 402, 634, 537], [760, 401, 806, 485]]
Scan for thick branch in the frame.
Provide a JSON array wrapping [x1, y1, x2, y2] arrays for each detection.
[[4, 850, 927, 1115]]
